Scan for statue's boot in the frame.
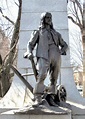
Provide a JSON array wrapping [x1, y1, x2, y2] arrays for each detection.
[[33, 82, 45, 107], [32, 94, 43, 107], [48, 94, 58, 106], [44, 93, 58, 107], [44, 85, 58, 106]]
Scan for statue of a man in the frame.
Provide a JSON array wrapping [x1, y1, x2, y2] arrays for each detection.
[[27, 12, 68, 106]]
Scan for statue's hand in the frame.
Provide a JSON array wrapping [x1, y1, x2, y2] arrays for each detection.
[[28, 53, 33, 60], [23, 52, 33, 59]]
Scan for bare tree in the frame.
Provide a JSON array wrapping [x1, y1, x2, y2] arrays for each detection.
[[82, 0, 85, 97], [0, 0, 22, 97], [68, 0, 83, 32], [67, 0, 85, 96], [69, 29, 83, 85]]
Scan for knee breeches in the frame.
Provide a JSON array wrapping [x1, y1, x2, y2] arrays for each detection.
[[34, 45, 61, 94]]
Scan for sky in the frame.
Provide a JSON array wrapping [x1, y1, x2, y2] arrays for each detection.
[[0, 0, 19, 31], [68, 0, 83, 71], [0, 0, 18, 22], [0, 0, 18, 38]]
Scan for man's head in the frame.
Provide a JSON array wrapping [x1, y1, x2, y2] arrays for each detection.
[[40, 12, 53, 28]]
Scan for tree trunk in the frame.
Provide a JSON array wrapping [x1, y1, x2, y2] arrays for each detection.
[[83, 36, 85, 97], [82, 2, 85, 97], [83, 1, 85, 97], [0, 0, 22, 97]]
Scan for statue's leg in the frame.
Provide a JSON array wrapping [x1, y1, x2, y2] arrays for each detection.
[[33, 58, 49, 107], [49, 46, 61, 94], [49, 62, 60, 85]]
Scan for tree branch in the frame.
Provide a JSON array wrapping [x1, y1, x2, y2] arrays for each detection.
[[68, 0, 83, 30], [2, 15, 15, 25], [0, 8, 15, 25], [68, 15, 81, 28], [73, 2, 82, 26]]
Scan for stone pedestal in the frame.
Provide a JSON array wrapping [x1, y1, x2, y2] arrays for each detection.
[[0, 114, 71, 119], [0, 107, 71, 119]]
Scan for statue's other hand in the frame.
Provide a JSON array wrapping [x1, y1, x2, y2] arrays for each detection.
[[60, 50, 66, 55]]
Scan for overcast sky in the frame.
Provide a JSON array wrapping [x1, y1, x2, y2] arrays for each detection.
[[0, 0, 18, 22]]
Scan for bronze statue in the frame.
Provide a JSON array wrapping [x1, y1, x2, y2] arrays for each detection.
[[26, 12, 68, 107]]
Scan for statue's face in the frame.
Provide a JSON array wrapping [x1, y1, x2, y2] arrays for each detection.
[[44, 13, 52, 25]]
